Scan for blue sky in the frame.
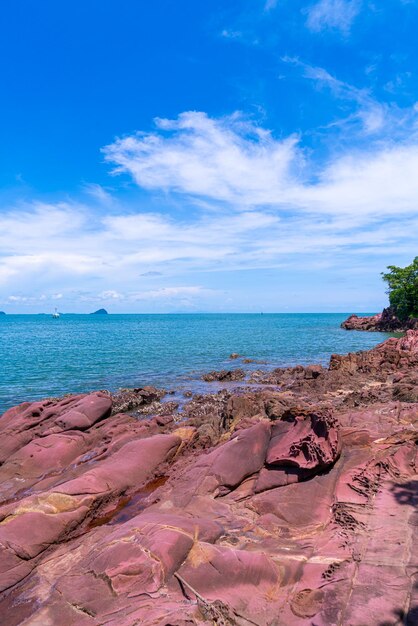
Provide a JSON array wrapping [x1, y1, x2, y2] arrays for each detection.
[[1, 0, 418, 313]]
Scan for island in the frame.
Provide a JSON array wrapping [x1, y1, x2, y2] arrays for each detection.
[[0, 311, 5, 315], [90, 308, 108, 315]]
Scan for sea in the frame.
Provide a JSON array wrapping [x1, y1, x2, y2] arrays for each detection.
[[0, 313, 392, 413]]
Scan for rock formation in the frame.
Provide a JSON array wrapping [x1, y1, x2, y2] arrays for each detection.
[[342, 306, 418, 332], [202, 368, 246, 382], [0, 335, 417, 625]]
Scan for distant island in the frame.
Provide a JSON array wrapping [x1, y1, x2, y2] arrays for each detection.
[[0, 311, 6, 315], [90, 308, 108, 315]]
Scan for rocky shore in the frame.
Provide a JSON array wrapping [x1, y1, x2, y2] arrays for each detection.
[[341, 306, 418, 332], [0, 333, 417, 625]]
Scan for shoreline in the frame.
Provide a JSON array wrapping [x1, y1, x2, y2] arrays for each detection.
[[1, 312, 393, 414], [0, 331, 417, 623]]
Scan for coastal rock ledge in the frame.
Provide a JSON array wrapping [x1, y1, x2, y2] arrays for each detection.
[[342, 305, 418, 332], [0, 334, 417, 625]]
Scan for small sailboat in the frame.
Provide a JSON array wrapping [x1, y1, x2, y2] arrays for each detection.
[[52, 307, 60, 319]]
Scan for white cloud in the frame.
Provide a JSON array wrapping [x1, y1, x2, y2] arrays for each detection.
[[306, 0, 361, 34], [3, 109, 418, 311], [103, 110, 418, 218], [103, 111, 304, 208], [129, 286, 212, 300], [300, 144, 418, 215], [99, 290, 124, 300], [0, 202, 86, 254], [7, 295, 28, 302]]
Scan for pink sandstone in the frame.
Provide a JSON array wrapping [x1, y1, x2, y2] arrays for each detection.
[[0, 334, 417, 624]]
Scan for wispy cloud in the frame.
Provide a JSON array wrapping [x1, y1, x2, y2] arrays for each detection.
[[103, 111, 304, 208], [282, 57, 389, 134], [139, 270, 163, 277], [82, 183, 113, 204], [305, 0, 362, 35], [104, 110, 418, 217], [264, 0, 278, 11], [220, 29, 243, 40]]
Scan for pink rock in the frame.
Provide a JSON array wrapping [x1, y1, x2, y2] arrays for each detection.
[[208, 421, 271, 488], [249, 470, 338, 529], [2, 432, 87, 479], [60, 433, 181, 495], [0, 434, 181, 593], [177, 543, 281, 626], [176, 420, 271, 499], [255, 466, 303, 492], [266, 407, 340, 471], [0, 393, 111, 464], [45, 512, 223, 618], [397, 329, 418, 353], [1, 333, 418, 625]]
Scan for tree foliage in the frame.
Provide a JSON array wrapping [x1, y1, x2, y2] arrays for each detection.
[[382, 257, 418, 321]]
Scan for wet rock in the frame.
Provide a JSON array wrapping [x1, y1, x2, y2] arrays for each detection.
[[226, 393, 266, 422], [263, 392, 297, 420], [178, 390, 231, 447], [202, 369, 246, 382], [111, 386, 166, 413]]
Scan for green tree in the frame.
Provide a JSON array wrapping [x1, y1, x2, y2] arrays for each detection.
[[382, 257, 418, 321]]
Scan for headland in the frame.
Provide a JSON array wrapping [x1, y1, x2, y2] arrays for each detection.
[[342, 306, 418, 332]]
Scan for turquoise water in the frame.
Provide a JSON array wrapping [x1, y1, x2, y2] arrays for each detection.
[[0, 313, 390, 413]]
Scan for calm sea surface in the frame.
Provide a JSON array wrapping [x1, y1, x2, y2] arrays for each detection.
[[0, 313, 391, 413]]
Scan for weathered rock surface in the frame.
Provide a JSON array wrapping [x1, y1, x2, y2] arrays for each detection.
[[0, 333, 417, 625]]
